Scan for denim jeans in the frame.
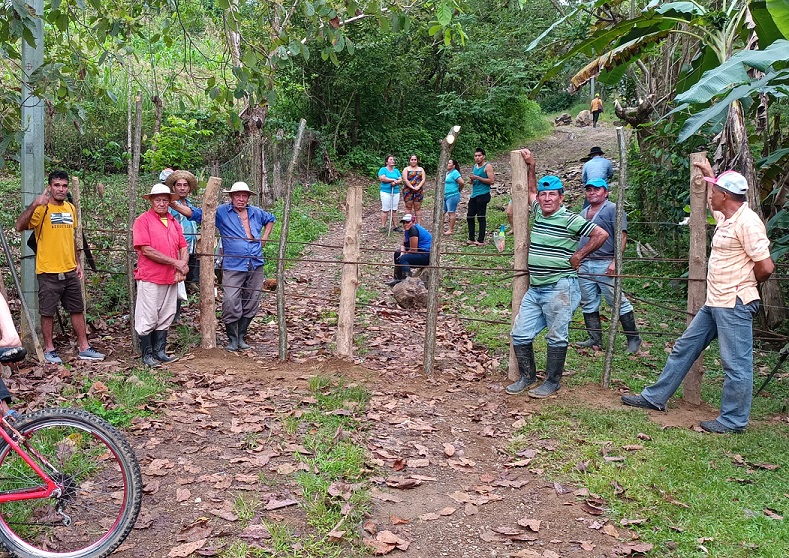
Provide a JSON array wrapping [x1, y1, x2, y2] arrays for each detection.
[[578, 259, 633, 315], [641, 298, 759, 430], [511, 277, 580, 348], [394, 250, 430, 278]]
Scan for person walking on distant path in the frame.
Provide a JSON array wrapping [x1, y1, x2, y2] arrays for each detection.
[[590, 93, 604, 128], [508, 149, 608, 398], [15, 170, 105, 364], [170, 182, 275, 352], [576, 178, 641, 353], [378, 155, 403, 233], [622, 162, 774, 434], [133, 184, 189, 367], [466, 148, 494, 246]]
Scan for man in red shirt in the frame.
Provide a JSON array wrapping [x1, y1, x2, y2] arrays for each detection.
[[133, 184, 189, 367]]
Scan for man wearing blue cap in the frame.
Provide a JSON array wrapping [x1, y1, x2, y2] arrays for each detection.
[[508, 149, 609, 398], [576, 178, 641, 353]]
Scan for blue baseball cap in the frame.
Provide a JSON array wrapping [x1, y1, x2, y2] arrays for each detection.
[[585, 178, 609, 189], [537, 175, 563, 192]]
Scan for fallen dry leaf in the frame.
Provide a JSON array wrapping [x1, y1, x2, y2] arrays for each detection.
[[176, 488, 191, 503], [602, 523, 620, 538], [168, 539, 206, 557], [517, 518, 541, 532], [419, 512, 439, 521], [390, 515, 409, 525], [438, 507, 456, 516], [263, 498, 297, 510], [385, 476, 421, 489], [238, 524, 271, 540], [504, 458, 532, 468], [764, 508, 783, 520], [622, 444, 643, 451]]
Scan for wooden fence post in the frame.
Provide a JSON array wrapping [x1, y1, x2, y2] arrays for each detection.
[[602, 128, 629, 387], [72, 176, 87, 312], [508, 150, 530, 381], [277, 119, 307, 362], [335, 183, 363, 358], [683, 151, 709, 404], [127, 91, 142, 352], [423, 125, 460, 376], [199, 176, 222, 349]]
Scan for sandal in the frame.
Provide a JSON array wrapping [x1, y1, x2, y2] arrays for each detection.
[[0, 347, 27, 364]]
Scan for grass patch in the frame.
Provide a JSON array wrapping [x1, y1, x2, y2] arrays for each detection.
[[510, 404, 789, 557], [275, 376, 372, 557], [63, 367, 172, 428]]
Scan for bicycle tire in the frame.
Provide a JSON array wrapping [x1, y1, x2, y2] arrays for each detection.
[[0, 408, 142, 558]]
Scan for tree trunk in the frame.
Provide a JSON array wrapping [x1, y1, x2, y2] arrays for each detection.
[[277, 119, 307, 361], [508, 149, 531, 381], [335, 182, 363, 358], [151, 95, 163, 141], [424, 125, 461, 376], [682, 152, 709, 405], [199, 177, 222, 349], [127, 91, 143, 352]]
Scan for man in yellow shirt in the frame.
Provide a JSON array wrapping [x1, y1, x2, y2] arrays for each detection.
[[590, 94, 604, 128], [16, 170, 105, 364]]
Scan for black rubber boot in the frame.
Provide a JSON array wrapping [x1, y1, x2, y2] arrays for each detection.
[[506, 344, 539, 394], [619, 311, 642, 354], [152, 329, 174, 363], [528, 345, 567, 399], [576, 312, 603, 349], [237, 317, 252, 350], [225, 321, 239, 352], [139, 334, 161, 368]]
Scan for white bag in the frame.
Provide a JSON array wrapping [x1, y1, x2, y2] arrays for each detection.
[[177, 281, 188, 301]]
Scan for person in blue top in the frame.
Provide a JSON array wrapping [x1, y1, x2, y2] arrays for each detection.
[[164, 170, 200, 324], [443, 159, 465, 235], [581, 146, 614, 208], [386, 214, 432, 286], [169, 181, 276, 351], [378, 154, 403, 233], [466, 148, 495, 246]]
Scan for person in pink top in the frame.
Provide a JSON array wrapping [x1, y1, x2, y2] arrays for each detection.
[[622, 161, 774, 433], [133, 184, 189, 367]]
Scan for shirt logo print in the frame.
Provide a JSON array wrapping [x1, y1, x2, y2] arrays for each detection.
[[50, 212, 74, 226]]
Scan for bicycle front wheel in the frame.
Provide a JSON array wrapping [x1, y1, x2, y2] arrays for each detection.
[[0, 408, 142, 558]]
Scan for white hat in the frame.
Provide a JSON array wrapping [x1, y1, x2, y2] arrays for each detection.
[[223, 181, 257, 195], [159, 168, 174, 182], [400, 214, 414, 223], [143, 183, 179, 200], [703, 171, 748, 195]]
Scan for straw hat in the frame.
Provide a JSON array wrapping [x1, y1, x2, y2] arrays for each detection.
[[223, 181, 257, 195], [165, 170, 198, 193], [143, 183, 179, 200]]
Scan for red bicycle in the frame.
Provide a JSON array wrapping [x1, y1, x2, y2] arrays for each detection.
[[0, 407, 142, 557]]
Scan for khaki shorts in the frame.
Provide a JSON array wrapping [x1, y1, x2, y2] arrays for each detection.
[[37, 270, 84, 316]]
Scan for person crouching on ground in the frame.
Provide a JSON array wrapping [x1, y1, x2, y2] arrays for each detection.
[[508, 149, 608, 398], [133, 184, 189, 367], [387, 214, 432, 287]]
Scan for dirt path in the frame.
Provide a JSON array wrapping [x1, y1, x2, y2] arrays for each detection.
[[7, 123, 655, 558]]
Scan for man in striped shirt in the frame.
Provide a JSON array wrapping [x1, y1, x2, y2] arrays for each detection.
[[622, 162, 774, 433], [508, 149, 609, 398]]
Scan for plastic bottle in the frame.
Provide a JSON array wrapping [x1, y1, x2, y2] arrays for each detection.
[[494, 224, 506, 252]]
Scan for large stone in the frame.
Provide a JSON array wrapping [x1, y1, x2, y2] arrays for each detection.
[[392, 277, 428, 308], [575, 110, 593, 127], [554, 113, 572, 126]]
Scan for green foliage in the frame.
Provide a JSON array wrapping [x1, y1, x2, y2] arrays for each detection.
[[142, 116, 214, 173]]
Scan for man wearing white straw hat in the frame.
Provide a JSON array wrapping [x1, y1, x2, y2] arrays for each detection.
[[170, 181, 275, 351], [133, 184, 189, 367]]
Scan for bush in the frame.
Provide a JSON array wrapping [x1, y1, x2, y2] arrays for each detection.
[[142, 116, 214, 173]]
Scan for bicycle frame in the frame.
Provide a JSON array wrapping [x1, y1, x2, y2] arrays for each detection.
[[0, 416, 59, 504]]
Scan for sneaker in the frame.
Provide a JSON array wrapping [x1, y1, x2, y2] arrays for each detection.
[[394, 226, 404, 232], [44, 350, 63, 364], [78, 347, 105, 361], [621, 394, 663, 411], [699, 419, 743, 434], [385, 279, 402, 287]]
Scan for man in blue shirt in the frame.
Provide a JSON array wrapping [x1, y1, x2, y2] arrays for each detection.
[[581, 147, 614, 209], [170, 182, 275, 351], [386, 214, 432, 286]]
